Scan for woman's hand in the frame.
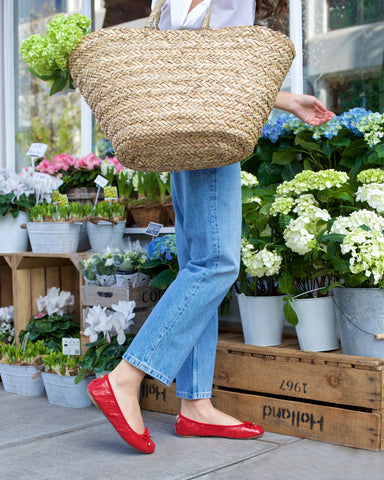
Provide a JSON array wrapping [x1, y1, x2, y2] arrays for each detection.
[[275, 91, 334, 126]]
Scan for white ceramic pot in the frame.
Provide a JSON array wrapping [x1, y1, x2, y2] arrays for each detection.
[[292, 296, 339, 352], [237, 294, 285, 346], [0, 212, 29, 253]]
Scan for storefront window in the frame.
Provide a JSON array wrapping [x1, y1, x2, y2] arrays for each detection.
[[303, 0, 384, 113], [16, 0, 82, 170]]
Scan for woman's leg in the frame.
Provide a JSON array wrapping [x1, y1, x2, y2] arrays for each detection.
[[109, 163, 241, 430]]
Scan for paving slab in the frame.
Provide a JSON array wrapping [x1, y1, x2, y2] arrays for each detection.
[[0, 412, 277, 480], [198, 438, 384, 480]]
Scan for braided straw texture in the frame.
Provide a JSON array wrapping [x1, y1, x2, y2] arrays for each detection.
[[69, 24, 295, 172]]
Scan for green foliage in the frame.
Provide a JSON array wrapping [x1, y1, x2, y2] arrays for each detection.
[[0, 193, 35, 218], [75, 333, 134, 383], [0, 340, 49, 365], [19, 314, 80, 351], [28, 202, 85, 222], [42, 350, 85, 376]]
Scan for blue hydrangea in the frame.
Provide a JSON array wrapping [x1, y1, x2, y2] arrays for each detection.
[[147, 234, 177, 262], [262, 114, 302, 142], [339, 107, 371, 136]]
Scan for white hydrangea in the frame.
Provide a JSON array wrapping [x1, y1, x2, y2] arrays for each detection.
[[341, 229, 384, 284], [241, 171, 259, 188], [270, 196, 294, 215], [331, 209, 384, 235], [276, 169, 348, 196], [357, 169, 384, 184], [283, 216, 316, 255], [241, 240, 282, 278], [242, 195, 262, 205], [356, 183, 384, 213]]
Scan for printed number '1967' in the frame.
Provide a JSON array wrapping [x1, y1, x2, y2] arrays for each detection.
[[280, 379, 308, 394]]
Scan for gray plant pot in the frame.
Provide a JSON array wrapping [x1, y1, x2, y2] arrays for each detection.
[[0, 363, 45, 396], [333, 288, 384, 358], [41, 372, 95, 408], [27, 222, 82, 253]]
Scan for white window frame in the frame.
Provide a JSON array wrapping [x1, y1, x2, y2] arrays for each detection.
[[1, 0, 303, 172]]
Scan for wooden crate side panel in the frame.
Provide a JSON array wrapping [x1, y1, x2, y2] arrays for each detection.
[[13, 269, 31, 342], [82, 285, 163, 308], [212, 389, 382, 451], [45, 266, 60, 290], [214, 351, 383, 410], [140, 378, 179, 415], [0, 264, 13, 307], [30, 268, 46, 316], [60, 265, 74, 294]]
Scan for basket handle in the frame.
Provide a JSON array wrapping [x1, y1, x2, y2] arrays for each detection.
[[145, 0, 211, 30]]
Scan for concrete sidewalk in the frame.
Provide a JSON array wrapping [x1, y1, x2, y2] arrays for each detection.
[[1, 384, 383, 480]]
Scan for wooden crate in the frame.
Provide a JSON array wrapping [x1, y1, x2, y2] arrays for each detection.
[[139, 333, 384, 451], [81, 285, 164, 350]]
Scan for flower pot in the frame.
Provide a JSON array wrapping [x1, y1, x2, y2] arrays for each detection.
[[237, 294, 284, 346], [27, 222, 82, 253], [292, 296, 339, 352], [41, 371, 95, 408], [129, 203, 168, 228], [0, 212, 29, 253], [333, 288, 384, 358], [0, 364, 45, 396], [96, 274, 116, 286], [115, 272, 138, 287], [86, 221, 125, 252]]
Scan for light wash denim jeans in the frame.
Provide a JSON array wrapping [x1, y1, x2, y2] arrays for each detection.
[[123, 163, 241, 399]]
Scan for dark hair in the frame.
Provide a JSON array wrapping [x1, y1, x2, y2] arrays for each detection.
[[255, 0, 288, 22]]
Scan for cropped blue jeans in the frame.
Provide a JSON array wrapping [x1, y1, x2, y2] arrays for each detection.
[[123, 163, 241, 399]]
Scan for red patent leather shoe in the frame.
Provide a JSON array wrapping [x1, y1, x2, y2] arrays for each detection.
[[88, 375, 155, 454], [174, 413, 264, 439]]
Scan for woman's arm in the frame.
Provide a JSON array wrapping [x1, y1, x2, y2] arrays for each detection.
[[275, 91, 334, 126]]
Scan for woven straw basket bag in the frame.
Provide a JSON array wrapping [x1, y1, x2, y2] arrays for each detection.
[[69, 0, 295, 172]]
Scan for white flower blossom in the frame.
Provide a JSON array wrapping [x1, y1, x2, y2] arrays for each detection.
[[356, 183, 384, 213], [36, 287, 74, 316], [241, 240, 282, 278], [241, 171, 259, 188]]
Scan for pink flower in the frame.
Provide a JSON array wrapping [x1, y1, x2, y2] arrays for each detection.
[[52, 154, 75, 172], [36, 158, 56, 175], [107, 156, 124, 173], [77, 153, 102, 170]]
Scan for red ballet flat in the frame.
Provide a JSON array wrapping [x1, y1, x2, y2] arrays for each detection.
[[88, 375, 155, 454], [174, 413, 264, 439]]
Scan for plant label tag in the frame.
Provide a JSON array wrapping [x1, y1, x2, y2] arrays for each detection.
[[34, 172, 51, 181], [94, 175, 109, 188], [145, 222, 163, 237], [21, 332, 30, 353], [52, 190, 61, 204], [27, 143, 48, 158], [104, 185, 118, 200], [62, 338, 81, 356]]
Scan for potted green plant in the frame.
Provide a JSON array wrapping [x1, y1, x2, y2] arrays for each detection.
[[0, 340, 48, 396], [77, 299, 136, 381], [0, 168, 62, 252], [129, 172, 170, 227], [85, 201, 126, 252], [27, 202, 85, 253], [318, 168, 384, 357], [19, 287, 79, 351], [40, 350, 94, 408], [140, 234, 178, 289], [113, 249, 149, 287]]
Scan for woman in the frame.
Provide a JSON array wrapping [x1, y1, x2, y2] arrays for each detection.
[[88, 0, 334, 454]]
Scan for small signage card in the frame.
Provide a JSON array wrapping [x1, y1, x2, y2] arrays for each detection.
[[145, 222, 163, 237], [94, 175, 109, 188], [27, 143, 48, 158], [62, 338, 81, 356], [104, 185, 118, 201]]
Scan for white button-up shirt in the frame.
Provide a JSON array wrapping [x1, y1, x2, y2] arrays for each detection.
[[151, 0, 256, 29]]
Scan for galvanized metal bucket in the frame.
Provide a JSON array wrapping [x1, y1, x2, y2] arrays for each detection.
[[333, 288, 384, 358]]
